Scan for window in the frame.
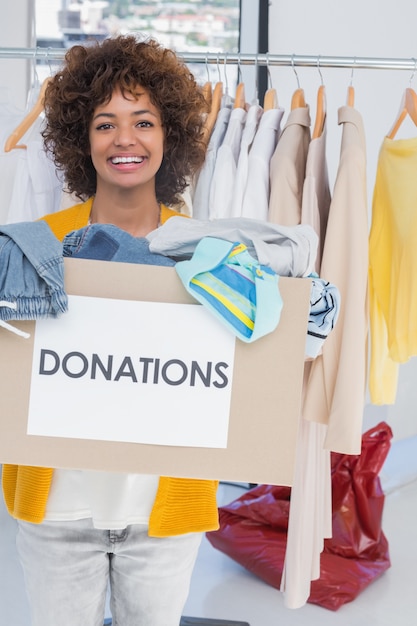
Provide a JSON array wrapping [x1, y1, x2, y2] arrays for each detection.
[[35, 1, 242, 88]]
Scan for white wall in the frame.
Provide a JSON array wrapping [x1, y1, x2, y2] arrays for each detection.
[[0, 0, 34, 110], [269, 0, 417, 443]]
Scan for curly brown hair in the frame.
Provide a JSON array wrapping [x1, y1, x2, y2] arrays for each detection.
[[42, 34, 209, 206]]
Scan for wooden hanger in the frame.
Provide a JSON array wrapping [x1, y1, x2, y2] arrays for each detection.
[[202, 81, 223, 144], [346, 84, 355, 107], [291, 88, 306, 110], [202, 81, 212, 110], [263, 54, 277, 111], [347, 60, 356, 107], [263, 87, 278, 111], [312, 57, 326, 139], [4, 77, 52, 152], [233, 82, 246, 109], [290, 54, 306, 109], [387, 87, 417, 139], [312, 84, 326, 139]]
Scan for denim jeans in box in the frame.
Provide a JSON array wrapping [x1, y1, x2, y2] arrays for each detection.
[[63, 223, 175, 266], [0, 221, 67, 321]]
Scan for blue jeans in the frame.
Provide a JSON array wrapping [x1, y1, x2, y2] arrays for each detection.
[[17, 519, 202, 626], [63, 224, 175, 266], [0, 221, 67, 320]]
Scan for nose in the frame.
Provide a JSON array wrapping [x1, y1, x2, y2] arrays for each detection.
[[114, 124, 137, 147]]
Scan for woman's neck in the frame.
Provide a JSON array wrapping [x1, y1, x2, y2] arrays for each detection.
[[89, 189, 161, 237]]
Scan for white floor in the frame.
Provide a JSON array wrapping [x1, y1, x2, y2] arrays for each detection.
[[1, 438, 416, 626]]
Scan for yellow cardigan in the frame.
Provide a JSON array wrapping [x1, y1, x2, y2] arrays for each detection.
[[1, 198, 219, 537]]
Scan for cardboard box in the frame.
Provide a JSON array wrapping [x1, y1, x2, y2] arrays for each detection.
[[0, 258, 311, 485]]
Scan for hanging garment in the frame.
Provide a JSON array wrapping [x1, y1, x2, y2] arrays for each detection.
[[230, 102, 263, 218], [280, 405, 332, 609], [268, 106, 311, 226], [300, 117, 331, 273], [368, 134, 417, 404], [0, 149, 24, 224], [209, 106, 247, 219], [0, 86, 64, 224], [0, 94, 31, 223], [303, 106, 368, 454], [192, 105, 231, 220], [0, 88, 25, 145], [280, 107, 332, 610], [240, 106, 285, 221], [6, 138, 64, 223]]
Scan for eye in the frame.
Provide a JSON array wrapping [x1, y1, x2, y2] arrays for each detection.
[[96, 123, 114, 131], [136, 120, 153, 128]]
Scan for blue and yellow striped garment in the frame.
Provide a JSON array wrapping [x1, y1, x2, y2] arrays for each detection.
[[175, 237, 282, 342]]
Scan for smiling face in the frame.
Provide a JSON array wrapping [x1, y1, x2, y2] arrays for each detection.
[[88, 86, 165, 197]]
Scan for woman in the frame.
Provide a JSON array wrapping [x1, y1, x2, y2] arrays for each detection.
[[2, 34, 217, 626]]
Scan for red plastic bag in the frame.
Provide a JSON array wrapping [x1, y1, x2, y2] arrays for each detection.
[[207, 422, 392, 610]]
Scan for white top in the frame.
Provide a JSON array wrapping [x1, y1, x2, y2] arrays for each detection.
[[192, 106, 231, 220], [6, 138, 63, 224], [241, 107, 285, 221], [209, 106, 247, 219], [230, 102, 263, 218], [0, 98, 28, 224], [45, 469, 159, 530]]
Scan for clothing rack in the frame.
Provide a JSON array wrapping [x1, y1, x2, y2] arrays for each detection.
[[0, 42, 411, 626], [0, 47, 417, 71]]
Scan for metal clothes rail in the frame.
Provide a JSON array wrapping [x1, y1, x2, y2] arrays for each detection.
[[0, 47, 417, 71]]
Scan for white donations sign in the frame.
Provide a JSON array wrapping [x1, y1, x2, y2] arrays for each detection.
[[27, 295, 236, 448]]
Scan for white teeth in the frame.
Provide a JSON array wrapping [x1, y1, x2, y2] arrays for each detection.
[[111, 156, 143, 164]]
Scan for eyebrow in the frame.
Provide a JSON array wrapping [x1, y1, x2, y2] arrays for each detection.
[[92, 109, 159, 121]]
